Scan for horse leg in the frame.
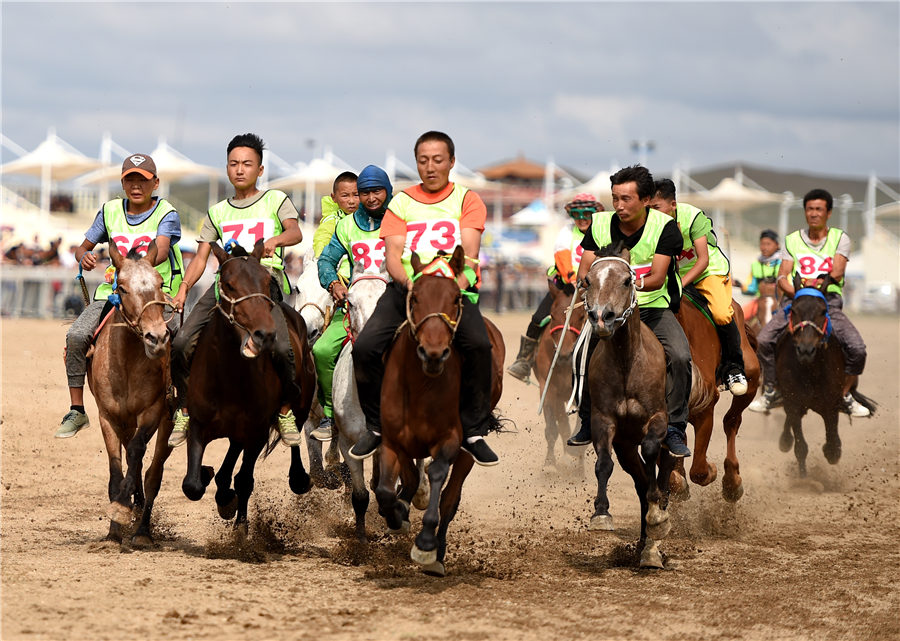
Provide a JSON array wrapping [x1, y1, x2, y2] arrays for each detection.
[[412, 450, 452, 567], [822, 410, 842, 465], [785, 409, 808, 477], [100, 416, 125, 542], [614, 440, 665, 570], [542, 405, 558, 467], [412, 458, 431, 511], [289, 445, 312, 495], [589, 418, 616, 531], [425, 453, 474, 577], [640, 414, 671, 540], [182, 422, 213, 501], [132, 414, 174, 548], [109, 426, 151, 527], [233, 442, 265, 533], [214, 441, 242, 520], [338, 434, 369, 542], [721, 400, 746, 502], [375, 445, 406, 532], [688, 408, 718, 487]]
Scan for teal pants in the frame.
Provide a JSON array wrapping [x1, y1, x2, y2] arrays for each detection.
[[312, 307, 348, 418]]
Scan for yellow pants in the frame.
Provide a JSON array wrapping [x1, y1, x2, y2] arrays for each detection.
[[694, 274, 734, 325]]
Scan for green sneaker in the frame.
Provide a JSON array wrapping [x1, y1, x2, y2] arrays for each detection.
[[168, 411, 189, 448], [55, 409, 89, 438], [278, 410, 302, 447]]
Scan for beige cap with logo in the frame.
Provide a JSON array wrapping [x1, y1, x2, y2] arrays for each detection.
[[121, 154, 157, 179]]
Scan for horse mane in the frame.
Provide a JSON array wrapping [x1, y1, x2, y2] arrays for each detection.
[[124, 247, 143, 260], [597, 240, 629, 260], [229, 244, 250, 258]]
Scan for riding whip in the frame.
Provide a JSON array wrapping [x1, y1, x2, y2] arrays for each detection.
[[538, 283, 580, 415], [76, 256, 90, 306]]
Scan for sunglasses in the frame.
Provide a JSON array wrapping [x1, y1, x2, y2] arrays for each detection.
[[568, 207, 597, 220]]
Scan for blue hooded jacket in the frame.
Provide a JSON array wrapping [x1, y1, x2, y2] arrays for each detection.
[[318, 165, 393, 288]]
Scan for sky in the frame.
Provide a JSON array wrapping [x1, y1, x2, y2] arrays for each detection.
[[2, 1, 898, 183]]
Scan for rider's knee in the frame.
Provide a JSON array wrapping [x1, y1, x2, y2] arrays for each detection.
[[711, 304, 734, 326]]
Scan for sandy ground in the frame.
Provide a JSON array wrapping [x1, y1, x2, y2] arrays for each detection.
[[2, 312, 899, 641]]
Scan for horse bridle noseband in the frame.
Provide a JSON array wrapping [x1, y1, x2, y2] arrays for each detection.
[[113, 296, 175, 337], [787, 288, 832, 345], [214, 256, 276, 337], [588, 256, 638, 331], [404, 282, 463, 343]]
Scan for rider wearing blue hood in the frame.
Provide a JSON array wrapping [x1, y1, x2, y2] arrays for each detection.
[[312, 165, 393, 439]]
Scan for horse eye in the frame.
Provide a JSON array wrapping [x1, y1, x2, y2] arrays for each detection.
[[623, 276, 632, 287], [583, 276, 591, 287], [118, 286, 128, 294]]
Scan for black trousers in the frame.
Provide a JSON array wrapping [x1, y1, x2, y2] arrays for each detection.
[[353, 281, 493, 436], [578, 306, 692, 429], [526, 291, 554, 339]]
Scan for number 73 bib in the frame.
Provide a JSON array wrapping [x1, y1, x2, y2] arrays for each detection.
[[405, 219, 461, 257]]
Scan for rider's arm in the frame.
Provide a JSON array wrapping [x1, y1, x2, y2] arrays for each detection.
[[316, 233, 347, 290], [459, 227, 482, 290], [830, 254, 848, 282], [148, 235, 172, 267], [679, 236, 709, 287], [74, 239, 99, 270], [776, 258, 795, 298], [576, 249, 596, 283], [263, 218, 303, 258], [641, 254, 673, 291], [173, 242, 212, 310]]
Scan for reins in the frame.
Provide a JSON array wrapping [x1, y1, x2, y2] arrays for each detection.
[[213, 255, 276, 337], [786, 287, 832, 344], [343, 273, 390, 344], [404, 285, 463, 343]]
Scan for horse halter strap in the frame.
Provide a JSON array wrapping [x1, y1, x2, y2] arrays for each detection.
[[404, 281, 463, 343], [108, 271, 172, 337], [589, 256, 638, 329], [786, 287, 832, 342], [214, 256, 275, 335]]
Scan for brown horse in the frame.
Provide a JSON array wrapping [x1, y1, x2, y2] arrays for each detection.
[[745, 279, 779, 335], [776, 275, 876, 476], [376, 246, 505, 577], [180, 241, 316, 530], [85, 241, 174, 546], [672, 286, 760, 501], [581, 244, 675, 568], [533, 278, 586, 467]]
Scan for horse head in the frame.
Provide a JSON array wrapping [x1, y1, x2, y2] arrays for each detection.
[[295, 247, 331, 344], [583, 242, 637, 338], [407, 246, 466, 377], [546, 276, 585, 359], [109, 239, 170, 359], [787, 274, 833, 364], [345, 258, 388, 342], [211, 240, 276, 359]]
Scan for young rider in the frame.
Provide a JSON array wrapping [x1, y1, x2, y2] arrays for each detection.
[[310, 165, 393, 441], [312, 172, 359, 258], [740, 229, 781, 321], [650, 178, 748, 395], [169, 133, 305, 447], [348, 131, 499, 466], [507, 193, 601, 381], [56, 153, 184, 438], [567, 165, 693, 457], [750, 188, 869, 417]]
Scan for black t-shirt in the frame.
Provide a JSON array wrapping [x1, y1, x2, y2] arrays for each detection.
[[580, 210, 683, 310]]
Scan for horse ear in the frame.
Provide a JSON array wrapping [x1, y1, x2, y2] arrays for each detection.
[[109, 243, 125, 270], [210, 242, 229, 266], [251, 239, 266, 261], [792, 272, 803, 292], [410, 251, 423, 274], [819, 273, 833, 293], [144, 239, 159, 266], [450, 245, 466, 275]]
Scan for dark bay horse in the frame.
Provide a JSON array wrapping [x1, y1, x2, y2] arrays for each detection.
[[672, 285, 760, 501], [180, 241, 315, 530], [533, 278, 586, 467], [777, 275, 876, 476], [85, 241, 174, 546], [376, 246, 505, 577], [581, 244, 675, 568]]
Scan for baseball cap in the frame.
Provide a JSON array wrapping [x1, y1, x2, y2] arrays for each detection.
[[121, 154, 157, 179]]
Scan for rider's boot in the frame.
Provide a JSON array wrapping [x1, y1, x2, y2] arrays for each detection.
[[348, 424, 382, 460], [277, 408, 302, 446], [507, 335, 538, 382], [310, 415, 334, 442], [716, 319, 748, 396], [566, 415, 592, 447], [168, 409, 189, 447], [748, 383, 782, 413], [461, 425, 499, 466]]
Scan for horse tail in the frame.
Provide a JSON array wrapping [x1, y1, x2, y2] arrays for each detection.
[[850, 388, 877, 416], [485, 409, 513, 435], [263, 424, 281, 458]]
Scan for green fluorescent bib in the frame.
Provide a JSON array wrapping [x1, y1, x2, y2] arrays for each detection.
[[785, 227, 844, 295]]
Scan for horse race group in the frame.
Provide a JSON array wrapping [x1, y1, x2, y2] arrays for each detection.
[[55, 129, 874, 573]]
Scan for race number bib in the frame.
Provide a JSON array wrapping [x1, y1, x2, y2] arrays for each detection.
[[573, 244, 585, 266], [405, 219, 461, 255], [633, 262, 653, 279], [110, 231, 154, 256], [794, 253, 833, 279], [677, 247, 696, 267], [220, 218, 276, 252], [350, 238, 385, 271]]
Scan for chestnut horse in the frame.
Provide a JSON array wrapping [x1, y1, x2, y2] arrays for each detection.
[[744, 279, 779, 336], [376, 247, 505, 577], [533, 278, 586, 467], [180, 241, 315, 530], [776, 275, 876, 476], [672, 285, 760, 501], [86, 241, 174, 546], [581, 245, 675, 568]]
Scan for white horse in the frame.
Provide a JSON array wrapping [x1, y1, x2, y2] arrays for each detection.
[[293, 248, 341, 487], [332, 260, 428, 541]]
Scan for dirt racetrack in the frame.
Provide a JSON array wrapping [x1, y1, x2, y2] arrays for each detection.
[[2, 313, 898, 640]]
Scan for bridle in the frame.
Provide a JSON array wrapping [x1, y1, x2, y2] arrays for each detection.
[[588, 256, 638, 331], [297, 300, 332, 331], [342, 273, 389, 344], [108, 271, 174, 338], [786, 287, 832, 345], [214, 256, 275, 337], [404, 273, 463, 344]]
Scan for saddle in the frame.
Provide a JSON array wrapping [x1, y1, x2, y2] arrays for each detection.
[[681, 284, 715, 326]]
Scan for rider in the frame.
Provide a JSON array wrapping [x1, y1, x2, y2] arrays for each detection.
[[310, 165, 393, 442], [507, 193, 601, 381], [740, 229, 781, 320], [750, 188, 869, 417], [567, 165, 693, 457], [650, 179, 748, 395], [312, 171, 359, 257], [56, 153, 184, 438], [348, 130, 499, 466], [168, 133, 305, 447]]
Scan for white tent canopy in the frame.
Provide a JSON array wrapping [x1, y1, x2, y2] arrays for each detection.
[[267, 149, 355, 222], [680, 177, 784, 213], [0, 128, 102, 212], [510, 199, 557, 226]]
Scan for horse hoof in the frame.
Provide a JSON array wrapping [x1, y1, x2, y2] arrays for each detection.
[[217, 496, 238, 520], [388, 520, 411, 535], [412, 484, 430, 511], [639, 539, 664, 569], [589, 514, 614, 531], [289, 471, 312, 495], [669, 473, 691, 502], [200, 466, 215, 487], [411, 544, 438, 566], [779, 431, 794, 452], [108, 502, 132, 526], [722, 481, 745, 503], [422, 561, 446, 577], [822, 443, 842, 465], [645, 504, 671, 540], [131, 534, 155, 549], [647, 518, 672, 541]]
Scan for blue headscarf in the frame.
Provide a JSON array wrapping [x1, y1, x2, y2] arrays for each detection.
[[356, 165, 393, 219]]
